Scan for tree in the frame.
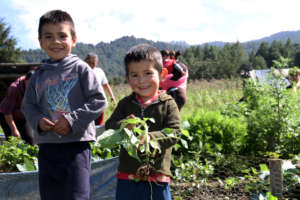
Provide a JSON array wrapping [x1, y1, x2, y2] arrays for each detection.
[[256, 42, 270, 67], [0, 19, 22, 63]]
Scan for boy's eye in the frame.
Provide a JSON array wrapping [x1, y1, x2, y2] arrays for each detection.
[[59, 34, 67, 39], [146, 71, 153, 75], [44, 35, 52, 39]]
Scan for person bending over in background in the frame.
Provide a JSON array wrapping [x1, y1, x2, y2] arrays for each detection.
[[84, 52, 116, 125], [0, 70, 35, 145], [287, 68, 300, 93]]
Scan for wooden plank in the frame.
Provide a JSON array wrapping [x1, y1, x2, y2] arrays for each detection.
[[0, 74, 22, 78], [0, 63, 42, 67]]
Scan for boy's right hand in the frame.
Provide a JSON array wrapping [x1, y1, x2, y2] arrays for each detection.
[[125, 114, 136, 130], [39, 117, 55, 132]]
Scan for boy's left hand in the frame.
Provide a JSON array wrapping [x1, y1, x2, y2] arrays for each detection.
[[54, 116, 71, 135]]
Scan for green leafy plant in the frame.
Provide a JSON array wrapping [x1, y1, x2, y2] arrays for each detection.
[[0, 136, 38, 172], [96, 117, 180, 179]]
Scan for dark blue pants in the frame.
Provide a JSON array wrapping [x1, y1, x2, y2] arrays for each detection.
[[116, 179, 172, 200], [38, 142, 91, 200]]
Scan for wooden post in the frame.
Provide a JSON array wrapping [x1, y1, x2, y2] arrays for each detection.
[[268, 158, 282, 199]]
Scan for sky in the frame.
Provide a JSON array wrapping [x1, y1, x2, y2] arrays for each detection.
[[1, 0, 300, 50]]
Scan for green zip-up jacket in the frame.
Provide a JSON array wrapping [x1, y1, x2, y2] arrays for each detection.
[[105, 91, 181, 177]]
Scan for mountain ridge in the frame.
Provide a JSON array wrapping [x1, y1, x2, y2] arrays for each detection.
[[21, 30, 300, 77]]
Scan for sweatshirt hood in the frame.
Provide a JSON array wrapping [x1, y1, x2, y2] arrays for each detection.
[[39, 54, 81, 71]]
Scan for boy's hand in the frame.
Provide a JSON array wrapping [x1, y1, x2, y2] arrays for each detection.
[[39, 118, 55, 132], [54, 116, 71, 135], [125, 114, 136, 130]]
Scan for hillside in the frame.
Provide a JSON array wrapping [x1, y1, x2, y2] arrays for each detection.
[[21, 30, 300, 77], [203, 30, 300, 53], [21, 36, 189, 77]]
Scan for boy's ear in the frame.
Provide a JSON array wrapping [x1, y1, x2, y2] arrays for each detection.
[[125, 75, 129, 81], [72, 35, 77, 47], [161, 68, 168, 78]]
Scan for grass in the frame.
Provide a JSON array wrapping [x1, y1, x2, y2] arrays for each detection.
[[104, 78, 243, 121]]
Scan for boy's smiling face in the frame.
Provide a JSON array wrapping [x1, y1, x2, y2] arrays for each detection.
[[126, 60, 161, 103], [39, 22, 77, 61]]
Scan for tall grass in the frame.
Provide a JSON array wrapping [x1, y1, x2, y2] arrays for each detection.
[[104, 79, 243, 121]]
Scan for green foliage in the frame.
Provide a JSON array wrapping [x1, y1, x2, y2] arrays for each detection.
[[0, 18, 22, 62], [0, 137, 38, 172], [185, 111, 247, 157], [97, 117, 180, 165], [227, 57, 300, 156]]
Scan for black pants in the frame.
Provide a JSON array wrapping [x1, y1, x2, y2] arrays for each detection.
[[0, 113, 34, 145], [167, 87, 186, 111], [38, 142, 91, 200]]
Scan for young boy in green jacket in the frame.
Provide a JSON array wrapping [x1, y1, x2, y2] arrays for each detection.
[[105, 43, 181, 200]]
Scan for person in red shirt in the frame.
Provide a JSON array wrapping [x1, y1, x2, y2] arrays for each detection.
[[160, 50, 188, 110], [0, 70, 35, 145]]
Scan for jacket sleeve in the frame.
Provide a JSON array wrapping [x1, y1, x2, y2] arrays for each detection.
[[21, 73, 46, 133], [105, 98, 127, 130], [63, 66, 108, 134], [149, 98, 181, 148]]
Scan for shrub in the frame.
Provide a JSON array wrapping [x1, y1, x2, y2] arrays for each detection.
[[182, 111, 247, 158]]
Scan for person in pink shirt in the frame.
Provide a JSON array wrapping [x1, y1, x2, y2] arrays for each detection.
[[160, 50, 188, 110]]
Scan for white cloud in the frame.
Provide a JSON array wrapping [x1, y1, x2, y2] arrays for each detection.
[[6, 0, 300, 49]]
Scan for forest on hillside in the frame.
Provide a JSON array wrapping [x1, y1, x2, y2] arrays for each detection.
[[21, 37, 300, 82], [2, 13, 300, 83]]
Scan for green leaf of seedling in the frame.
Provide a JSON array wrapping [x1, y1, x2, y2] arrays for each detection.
[[33, 157, 39, 170], [123, 143, 141, 162], [125, 118, 141, 125], [173, 143, 181, 151], [96, 129, 123, 148], [259, 164, 269, 172], [265, 192, 278, 200], [134, 177, 141, 182], [16, 158, 35, 172], [129, 134, 139, 146], [180, 139, 188, 149], [251, 167, 258, 175], [132, 127, 143, 135], [181, 120, 190, 129], [124, 128, 134, 138], [139, 145, 145, 153], [162, 128, 174, 135], [147, 118, 155, 124], [181, 129, 191, 140], [150, 140, 161, 153]]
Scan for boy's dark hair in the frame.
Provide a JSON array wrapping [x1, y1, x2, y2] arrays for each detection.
[[124, 43, 163, 75], [160, 49, 169, 57], [38, 10, 76, 39], [169, 50, 175, 57]]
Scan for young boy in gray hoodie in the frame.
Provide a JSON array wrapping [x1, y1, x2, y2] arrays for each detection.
[[21, 10, 107, 200]]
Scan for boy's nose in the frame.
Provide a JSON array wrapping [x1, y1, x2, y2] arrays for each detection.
[[137, 76, 146, 83], [52, 37, 60, 43]]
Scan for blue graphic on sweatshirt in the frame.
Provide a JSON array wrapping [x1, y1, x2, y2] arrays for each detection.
[[46, 77, 78, 113]]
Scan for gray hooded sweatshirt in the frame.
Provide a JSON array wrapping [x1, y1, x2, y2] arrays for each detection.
[[22, 54, 108, 144]]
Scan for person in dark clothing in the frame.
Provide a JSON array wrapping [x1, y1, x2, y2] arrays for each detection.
[[0, 70, 35, 145]]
